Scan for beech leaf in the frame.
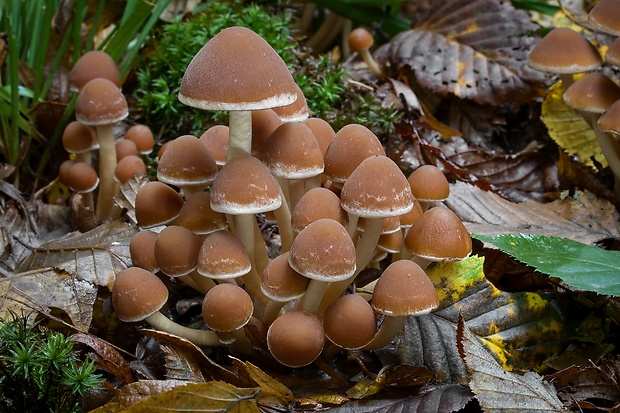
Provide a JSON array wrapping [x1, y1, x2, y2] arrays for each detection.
[[474, 233, 620, 296], [232, 358, 295, 408], [446, 181, 620, 245], [120, 381, 260, 413], [457, 316, 565, 412], [375, 0, 544, 105], [398, 256, 564, 382]]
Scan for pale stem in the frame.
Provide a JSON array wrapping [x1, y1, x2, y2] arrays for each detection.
[[263, 300, 287, 325], [362, 315, 406, 350], [360, 49, 383, 77], [296, 279, 329, 314], [144, 311, 220, 347], [227, 110, 252, 160], [272, 187, 294, 253]]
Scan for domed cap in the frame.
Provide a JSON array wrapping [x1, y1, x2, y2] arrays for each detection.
[[289, 218, 356, 282], [251, 109, 283, 155], [303, 117, 335, 156], [125, 124, 155, 155], [588, 0, 620, 36], [259, 122, 324, 179], [114, 155, 146, 183], [154, 225, 202, 277], [210, 155, 282, 214], [599, 99, 620, 136], [199, 125, 229, 167], [261, 252, 309, 302], [341, 155, 413, 218], [606, 37, 620, 67], [70, 50, 121, 92], [176, 191, 228, 235], [405, 206, 472, 262], [202, 283, 254, 332], [323, 124, 385, 185], [135, 181, 185, 228], [323, 294, 376, 349], [178, 26, 298, 111], [67, 162, 99, 193], [372, 260, 439, 316], [407, 165, 450, 203], [157, 134, 218, 188], [130, 230, 159, 273], [62, 121, 96, 154], [196, 230, 251, 280], [291, 187, 347, 233], [266, 310, 325, 367], [112, 267, 169, 322], [527, 27, 602, 74], [273, 83, 309, 122], [563, 72, 620, 114], [75, 78, 128, 126], [348, 27, 374, 53]]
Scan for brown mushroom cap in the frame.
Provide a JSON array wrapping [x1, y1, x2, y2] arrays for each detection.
[[606, 37, 620, 67], [157, 134, 218, 189], [348, 27, 374, 53], [125, 124, 155, 155], [135, 181, 185, 228], [288, 218, 356, 282], [199, 125, 229, 167], [588, 0, 620, 36], [58, 160, 75, 185], [291, 187, 347, 233], [251, 109, 283, 155], [527, 27, 602, 74], [302, 117, 335, 156], [202, 283, 254, 332], [371, 259, 439, 316], [130, 230, 160, 273], [154, 225, 202, 277], [563, 72, 620, 114], [196, 230, 251, 280], [178, 26, 297, 111], [115, 139, 139, 160], [75, 78, 128, 126], [69, 50, 121, 92], [323, 294, 376, 349], [62, 121, 96, 154], [114, 154, 146, 183], [323, 124, 386, 185], [266, 310, 325, 367], [341, 155, 413, 218], [272, 83, 309, 123], [261, 252, 309, 302], [176, 191, 228, 236], [407, 165, 450, 203], [399, 197, 424, 229], [404, 206, 472, 262], [210, 155, 282, 214], [599, 99, 620, 135], [112, 267, 169, 322], [67, 162, 99, 193]]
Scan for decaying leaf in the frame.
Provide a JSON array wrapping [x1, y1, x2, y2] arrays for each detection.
[[457, 316, 565, 412], [232, 358, 295, 409], [71, 332, 135, 385], [118, 381, 260, 412], [398, 256, 564, 382], [447, 181, 620, 245], [541, 80, 604, 169], [549, 361, 620, 410], [375, 0, 544, 105], [475, 234, 620, 296], [346, 364, 435, 399], [326, 384, 474, 413], [0, 267, 97, 330], [115, 174, 150, 226], [17, 220, 136, 290], [114, 379, 198, 407]]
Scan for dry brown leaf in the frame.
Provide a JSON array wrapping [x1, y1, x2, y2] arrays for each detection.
[[457, 316, 565, 412], [549, 361, 620, 410], [232, 358, 295, 409], [114, 379, 197, 407], [71, 332, 135, 385], [0, 267, 97, 330], [446, 181, 620, 245], [17, 220, 136, 290], [375, 0, 544, 105]]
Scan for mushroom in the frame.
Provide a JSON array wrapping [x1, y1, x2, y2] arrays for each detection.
[[196, 230, 251, 289], [606, 38, 620, 68], [75, 77, 128, 222], [129, 229, 160, 273], [302, 117, 336, 157], [291, 187, 348, 236], [178, 26, 298, 160], [251, 109, 283, 156], [363, 259, 439, 350], [527, 27, 602, 89], [124, 124, 155, 155], [176, 191, 228, 240], [66, 161, 99, 213], [114, 155, 146, 184], [322, 293, 376, 350], [272, 83, 310, 123], [115, 138, 139, 161], [599, 99, 620, 139], [154, 225, 205, 292], [62, 121, 97, 165], [407, 165, 450, 212], [348, 27, 383, 77], [199, 125, 229, 169], [112, 266, 220, 346], [69, 50, 121, 92], [288, 218, 356, 314], [588, 0, 620, 36], [134, 181, 185, 229], [266, 310, 325, 368]]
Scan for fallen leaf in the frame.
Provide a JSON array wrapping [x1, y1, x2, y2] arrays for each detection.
[[446, 181, 620, 245], [549, 361, 620, 410], [398, 256, 565, 382], [120, 381, 260, 412], [71, 332, 135, 385], [541, 80, 604, 169], [475, 234, 620, 296], [17, 220, 136, 290], [345, 364, 435, 399], [457, 315, 565, 412], [232, 358, 295, 409], [114, 379, 198, 407], [0, 267, 97, 330], [375, 0, 544, 105]]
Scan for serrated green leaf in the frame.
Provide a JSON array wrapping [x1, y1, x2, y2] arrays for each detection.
[[474, 233, 620, 296]]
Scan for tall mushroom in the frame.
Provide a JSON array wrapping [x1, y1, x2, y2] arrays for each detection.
[[178, 26, 299, 160]]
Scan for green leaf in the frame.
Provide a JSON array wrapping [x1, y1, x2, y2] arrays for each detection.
[[474, 233, 620, 296]]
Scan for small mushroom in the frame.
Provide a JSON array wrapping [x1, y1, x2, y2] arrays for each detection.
[[323, 293, 376, 350], [407, 165, 450, 212], [266, 310, 325, 368], [134, 181, 185, 229], [348, 27, 383, 77]]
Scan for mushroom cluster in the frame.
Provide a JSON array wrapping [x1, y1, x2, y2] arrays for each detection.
[[59, 51, 154, 223], [110, 26, 472, 367], [527, 1, 620, 193]]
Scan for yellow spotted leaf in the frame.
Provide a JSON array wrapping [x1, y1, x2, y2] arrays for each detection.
[[398, 256, 564, 383], [541, 81, 604, 168]]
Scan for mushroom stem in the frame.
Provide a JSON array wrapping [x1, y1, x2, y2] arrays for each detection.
[[296, 279, 329, 314], [359, 49, 383, 77], [272, 187, 294, 253], [263, 300, 286, 325], [587, 113, 620, 187], [94, 124, 118, 222], [362, 315, 406, 350], [144, 311, 221, 347], [559, 73, 575, 90], [228, 110, 252, 159]]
